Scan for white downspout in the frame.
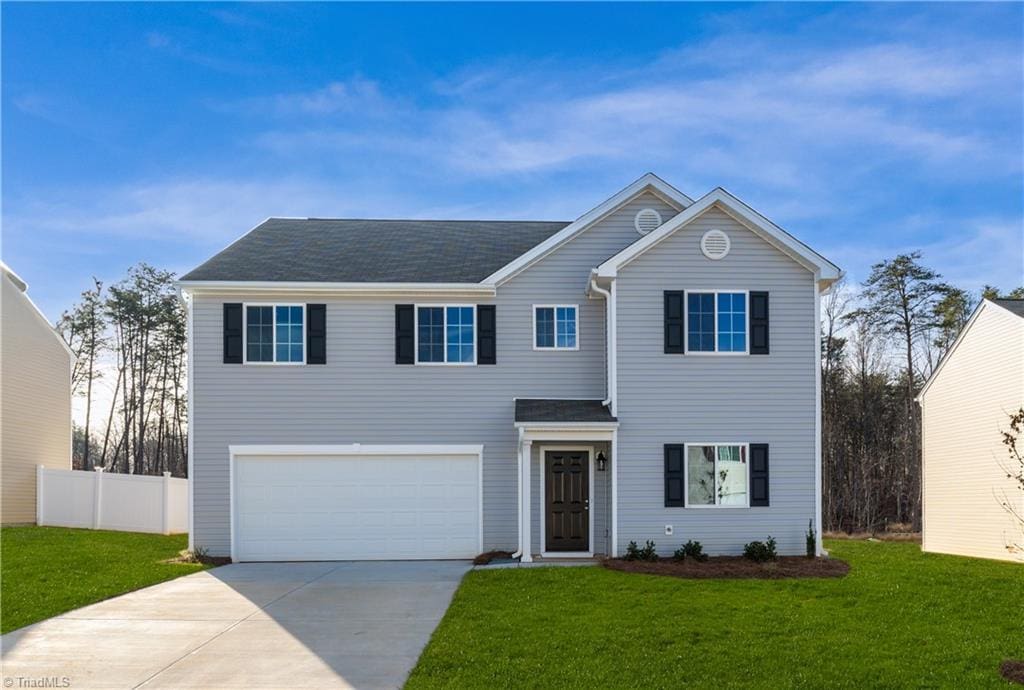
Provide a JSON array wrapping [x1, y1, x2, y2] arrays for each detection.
[[590, 278, 614, 410], [511, 425, 524, 560]]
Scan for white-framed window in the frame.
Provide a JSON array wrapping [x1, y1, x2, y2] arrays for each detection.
[[244, 304, 305, 364], [685, 290, 748, 354], [533, 305, 578, 350], [415, 305, 476, 365], [685, 443, 749, 507]]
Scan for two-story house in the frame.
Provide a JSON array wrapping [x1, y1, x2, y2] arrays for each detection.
[[179, 174, 840, 562]]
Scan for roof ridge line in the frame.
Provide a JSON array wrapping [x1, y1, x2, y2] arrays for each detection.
[[276, 217, 571, 224]]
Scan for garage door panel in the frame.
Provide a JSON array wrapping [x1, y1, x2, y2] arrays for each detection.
[[233, 452, 480, 561]]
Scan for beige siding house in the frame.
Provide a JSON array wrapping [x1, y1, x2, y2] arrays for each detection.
[[1, 263, 73, 523], [918, 299, 1024, 562]]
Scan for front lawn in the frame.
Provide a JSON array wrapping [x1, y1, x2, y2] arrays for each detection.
[[408, 541, 1023, 688], [1, 526, 209, 634]]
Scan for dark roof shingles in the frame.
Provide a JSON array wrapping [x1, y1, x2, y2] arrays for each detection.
[[514, 399, 617, 423], [993, 299, 1024, 318], [181, 218, 570, 283]]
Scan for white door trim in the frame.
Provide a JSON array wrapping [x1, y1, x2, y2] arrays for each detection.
[[538, 445, 594, 558], [228, 443, 484, 563]]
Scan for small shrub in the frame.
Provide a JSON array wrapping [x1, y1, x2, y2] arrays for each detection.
[[806, 520, 817, 558], [638, 540, 658, 561], [182, 546, 209, 563], [743, 536, 778, 562], [672, 546, 686, 561], [681, 539, 708, 562], [624, 540, 641, 561], [176, 546, 229, 566]]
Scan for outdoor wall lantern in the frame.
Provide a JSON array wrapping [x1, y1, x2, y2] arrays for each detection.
[[596, 451, 607, 472]]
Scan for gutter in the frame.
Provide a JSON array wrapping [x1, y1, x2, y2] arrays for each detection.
[[175, 280, 496, 297], [589, 277, 615, 412]]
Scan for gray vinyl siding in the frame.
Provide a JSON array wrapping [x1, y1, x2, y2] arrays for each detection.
[[615, 207, 817, 556], [191, 193, 678, 555]]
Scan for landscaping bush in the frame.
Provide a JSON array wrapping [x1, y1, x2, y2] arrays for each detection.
[[624, 540, 641, 561], [743, 536, 778, 562], [638, 540, 658, 561], [806, 520, 817, 558], [676, 540, 707, 562]]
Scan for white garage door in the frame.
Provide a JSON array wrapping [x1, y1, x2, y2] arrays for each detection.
[[231, 446, 481, 562]]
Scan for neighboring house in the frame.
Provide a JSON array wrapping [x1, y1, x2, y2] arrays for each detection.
[[179, 174, 840, 562], [1, 262, 73, 523], [917, 299, 1024, 562]]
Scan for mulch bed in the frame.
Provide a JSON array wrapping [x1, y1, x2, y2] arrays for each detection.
[[1001, 660, 1024, 685], [165, 550, 232, 566], [603, 555, 850, 580], [473, 550, 515, 565]]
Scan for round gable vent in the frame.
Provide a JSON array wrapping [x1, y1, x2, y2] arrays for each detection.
[[634, 208, 662, 235], [700, 229, 731, 260]]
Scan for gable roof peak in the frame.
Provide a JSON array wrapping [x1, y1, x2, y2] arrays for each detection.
[[483, 173, 694, 285], [594, 186, 841, 289]]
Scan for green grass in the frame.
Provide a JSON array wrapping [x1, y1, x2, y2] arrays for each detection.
[[408, 540, 1024, 688], [1, 526, 209, 634]]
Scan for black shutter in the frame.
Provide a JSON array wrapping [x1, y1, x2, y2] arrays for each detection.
[[223, 303, 243, 364], [750, 444, 769, 506], [306, 304, 326, 364], [750, 291, 769, 355], [395, 304, 415, 364], [664, 291, 685, 354], [477, 305, 496, 365], [665, 444, 685, 507]]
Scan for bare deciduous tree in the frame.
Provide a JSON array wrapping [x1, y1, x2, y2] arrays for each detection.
[[997, 408, 1024, 557]]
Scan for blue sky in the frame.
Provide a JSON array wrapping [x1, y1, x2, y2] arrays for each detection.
[[3, 2, 1022, 321]]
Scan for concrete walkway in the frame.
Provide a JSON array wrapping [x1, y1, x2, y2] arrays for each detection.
[[1, 560, 471, 690]]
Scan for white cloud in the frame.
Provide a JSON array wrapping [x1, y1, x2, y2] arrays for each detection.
[[821, 214, 1024, 291], [787, 43, 1016, 99], [269, 78, 389, 116], [243, 34, 1019, 191]]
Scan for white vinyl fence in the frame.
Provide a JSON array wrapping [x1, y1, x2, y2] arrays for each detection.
[[37, 466, 188, 534]]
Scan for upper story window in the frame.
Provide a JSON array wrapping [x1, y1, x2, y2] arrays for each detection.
[[687, 443, 748, 507], [534, 305, 578, 350], [687, 291, 747, 354], [416, 305, 475, 364], [245, 304, 304, 364]]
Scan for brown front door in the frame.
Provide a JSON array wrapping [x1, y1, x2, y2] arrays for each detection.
[[545, 450, 589, 552]]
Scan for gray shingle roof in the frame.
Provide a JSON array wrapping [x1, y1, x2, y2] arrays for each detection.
[[180, 218, 571, 283], [994, 299, 1024, 318], [514, 399, 617, 423]]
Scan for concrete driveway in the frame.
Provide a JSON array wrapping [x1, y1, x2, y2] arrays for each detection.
[[1, 560, 471, 689]]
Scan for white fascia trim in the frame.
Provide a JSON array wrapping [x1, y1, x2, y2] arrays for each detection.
[[814, 277, 824, 556], [916, 300, 991, 402], [483, 173, 693, 287], [513, 422, 619, 430], [1, 261, 28, 291], [184, 291, 195, 551], [594, 187, 841, 289], [228, 444, 485, 457], [2, 267, 77, 360], [177, 281, 495, 296]]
